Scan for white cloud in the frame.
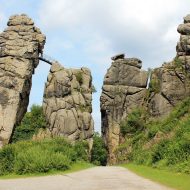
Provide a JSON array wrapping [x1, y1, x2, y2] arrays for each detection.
[[163, 25, 179, 44], [39, 0, 190, 65], [38, 0, 190, 131], [39, 0, 91, 30]]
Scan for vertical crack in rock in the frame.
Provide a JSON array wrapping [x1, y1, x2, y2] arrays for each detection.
[[0, 14, 46, 147], [42, 62, 94, 149], [100, 54, 148, 164]]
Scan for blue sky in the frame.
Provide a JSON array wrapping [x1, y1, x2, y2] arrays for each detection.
[[0, 0, 190, 132]]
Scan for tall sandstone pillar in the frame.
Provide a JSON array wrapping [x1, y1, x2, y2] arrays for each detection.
[[100, 54, 148, 164], [0, 14, 45, 147], [43, 62, 94, 148]]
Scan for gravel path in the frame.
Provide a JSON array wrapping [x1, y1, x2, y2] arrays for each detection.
[[0, 166, 173, 190]]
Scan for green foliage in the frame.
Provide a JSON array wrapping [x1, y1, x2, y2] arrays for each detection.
[[173, 57, 183, 69], [0, 138, 89, 175], [91, 85, 97, 93], [0, 145, 15, 174], [91, 132, 108, 166], [149, 77, 161, 93], [11, 105, 46, 143], [117, 98, 190, 174], [78, 104, 91, 112], [75, 72, 83, 85], [120, 108, 146, 136], [73, 141, 89, 162]]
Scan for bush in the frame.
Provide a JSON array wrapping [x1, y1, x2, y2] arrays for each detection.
[[91, 85, 97, 93], [11, 105, 46, 143], [75, 72, 83, 85], [120, 108, 146, 136], [0, 138, 90, 175], [0, 145, 15, 175], [173, 57, 183, 69], [14, 147, 71, 174], [91, 132, 108, 166], [149, 69, 161, 94], [72, 141, 89, 162]]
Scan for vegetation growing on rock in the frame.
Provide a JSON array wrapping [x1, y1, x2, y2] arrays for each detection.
[[116, 98, 190, 174], [149, 77, 161, 94], [75, 71, 83, 85], [120, 108, 147, 136]]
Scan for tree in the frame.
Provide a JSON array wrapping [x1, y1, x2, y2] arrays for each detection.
[[11, 105, 46, 143], [91, 132, 108, 166]]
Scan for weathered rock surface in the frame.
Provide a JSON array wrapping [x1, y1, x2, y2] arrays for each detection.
[[101, 14, 190, 164], [149, 14, 190, 117], [100, 55, 148, 164], [0, 14, 45, 147], [43, 62, 94, 147]]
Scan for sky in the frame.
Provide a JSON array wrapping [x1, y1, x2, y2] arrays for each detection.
[[0, 0, 190, 132]]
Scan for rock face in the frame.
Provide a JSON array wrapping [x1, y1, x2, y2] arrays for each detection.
[[149, 14, 190, 117], [43, 62, 94, 148], [100, 56, 148, 164], [0, 14, 45, 147], [101, 14, 190, 164]]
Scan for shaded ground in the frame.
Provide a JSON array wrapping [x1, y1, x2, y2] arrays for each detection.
[[0, 166, 173, 190]]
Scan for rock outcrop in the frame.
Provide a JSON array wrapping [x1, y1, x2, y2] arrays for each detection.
[[0, 14, 45, 147], [149, 14, 190, 117], [43, 62, 94, 148], [101, 14, 190, 164], [100, 54, 148, 164]]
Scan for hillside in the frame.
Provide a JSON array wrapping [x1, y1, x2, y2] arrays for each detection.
[[116, 97, 190, 174]]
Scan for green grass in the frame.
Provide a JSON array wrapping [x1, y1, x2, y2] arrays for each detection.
[[122, 163, 190, 190], [0, 161, 94, 180]]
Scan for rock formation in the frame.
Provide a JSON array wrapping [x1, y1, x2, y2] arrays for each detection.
[[100, 54, 148, 164], [43, 62, 94, 148], [101, 14, 190, 164], [0, 14, 45, 147], [148, 14, 190, 117]]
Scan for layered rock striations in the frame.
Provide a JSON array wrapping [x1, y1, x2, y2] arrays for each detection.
[[100, 54, 148, 164], [43, 63, 94, 147], [0, 14, 45, 147]]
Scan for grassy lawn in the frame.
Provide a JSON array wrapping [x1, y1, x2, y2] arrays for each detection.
[[122, 163, 190, 190], [0, 162, 94, 180]]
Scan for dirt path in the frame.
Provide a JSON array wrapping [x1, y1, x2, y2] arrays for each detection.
[[0, 166, 173, 190]]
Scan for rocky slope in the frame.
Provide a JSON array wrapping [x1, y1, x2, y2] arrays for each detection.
[[101, 14, 190, 164], [0, 14, 45, 147], [43, 62, 94, 148]]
